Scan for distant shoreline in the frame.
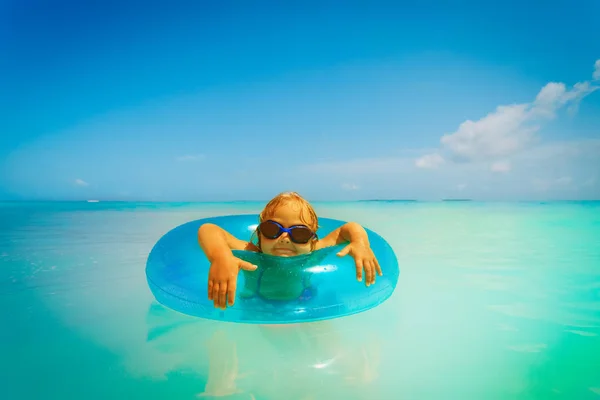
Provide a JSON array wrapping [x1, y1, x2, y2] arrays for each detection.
[[1, 199, 599, 203], [441, 199, 473, 202], [357, 199, 418, 202]]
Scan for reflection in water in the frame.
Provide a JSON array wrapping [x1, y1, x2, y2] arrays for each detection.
[[144, 301, 382, 399], [197, 331, 252, 398]]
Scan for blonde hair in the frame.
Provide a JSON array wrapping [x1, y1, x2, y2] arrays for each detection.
[[252, 192, 319, 251]]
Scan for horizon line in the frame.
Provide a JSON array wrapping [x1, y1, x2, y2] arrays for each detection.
[[1, 199, 599, 203]]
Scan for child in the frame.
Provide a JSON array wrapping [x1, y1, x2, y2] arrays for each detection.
[[198, 191, 383, 309], [197, 192, 383, 397]]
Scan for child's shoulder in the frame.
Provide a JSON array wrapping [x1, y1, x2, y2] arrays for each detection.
[[314, 236, 337, 250], [245, 242, 260, 252], [231, 239, 260, 253], [221, 229, 259, 252]]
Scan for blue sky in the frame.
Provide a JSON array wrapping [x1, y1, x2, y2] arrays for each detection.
[[2, 0, 600, 201]]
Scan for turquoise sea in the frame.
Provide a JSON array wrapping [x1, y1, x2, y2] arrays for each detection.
[[1, 201, 599, 399]]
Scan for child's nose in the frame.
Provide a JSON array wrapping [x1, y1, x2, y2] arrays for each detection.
[[279, 232, 291, 241]]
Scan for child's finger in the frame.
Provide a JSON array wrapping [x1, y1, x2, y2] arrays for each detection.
[[355, 258, 363, 281], [227, 278, 237, 306], [239, 260, 257, 271], [365, 261, 374, 285], [337, 244, 351, 257], [212, 282, 220, 307], [207, 279, 214, 300], [218, 283, 228, 308], [371, 261, 377, 284], [375, 259, 383, 276]]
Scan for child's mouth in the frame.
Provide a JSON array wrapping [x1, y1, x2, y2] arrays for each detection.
[[273, 248, 296, 256]]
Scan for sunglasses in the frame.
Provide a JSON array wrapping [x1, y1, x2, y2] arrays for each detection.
[[258, 220, 316, 244]]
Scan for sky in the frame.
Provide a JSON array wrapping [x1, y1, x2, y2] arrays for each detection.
[[2, 0, 600, 201]]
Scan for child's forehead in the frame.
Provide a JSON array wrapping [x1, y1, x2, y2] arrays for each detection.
[[264, 201, 315, 225], [278, 199, 305, 211], [268, 201, 305, 218]]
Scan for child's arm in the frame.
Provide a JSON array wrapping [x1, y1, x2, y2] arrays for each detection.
[[316, 222, 382, 286], [198, 223, 259, 308], [315, 222, 369, 249], [198, 223, 258, 260]]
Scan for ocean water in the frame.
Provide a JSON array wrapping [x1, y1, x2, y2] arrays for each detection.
[[1, 200, 599, 400]]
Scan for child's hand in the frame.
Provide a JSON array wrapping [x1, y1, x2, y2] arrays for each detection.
[[208, 254, 257, 309], [337, 241, 383, 286]]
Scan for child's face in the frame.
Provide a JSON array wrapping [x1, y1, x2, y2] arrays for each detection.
[[259, 202, 315, 257]]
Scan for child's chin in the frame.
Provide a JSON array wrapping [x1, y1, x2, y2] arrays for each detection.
[[270, 249, 297, 257], [273, 253, 294, 257]]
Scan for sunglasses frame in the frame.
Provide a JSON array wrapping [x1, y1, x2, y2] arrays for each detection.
[[258, 220, 317, 244]]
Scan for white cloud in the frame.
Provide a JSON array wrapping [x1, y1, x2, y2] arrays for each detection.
[[341, 183, 359, 190], [434, 60, 599, 165], [288, 138, 600, 200], [297, 139, 599, 178], [490, 161, 511, 173], [531, 81, 596, 119], [440, 103, 538, 162], [176, 154, 205, 162], [415, 153, 445, 169], [74, 178, 89, 186], [593, 59, 600, 81]]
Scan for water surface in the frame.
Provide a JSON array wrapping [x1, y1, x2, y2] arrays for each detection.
[[1, 201, 599, 399]]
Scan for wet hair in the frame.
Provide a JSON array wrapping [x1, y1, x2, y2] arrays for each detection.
[[251, 192, 319, 252]]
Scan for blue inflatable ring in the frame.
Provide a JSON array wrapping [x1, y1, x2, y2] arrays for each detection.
[[145, 214, 399, 324]]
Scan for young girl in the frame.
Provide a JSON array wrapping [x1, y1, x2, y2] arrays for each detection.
[[197, 192, 383, 398], [197, 191, 383, 309]]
